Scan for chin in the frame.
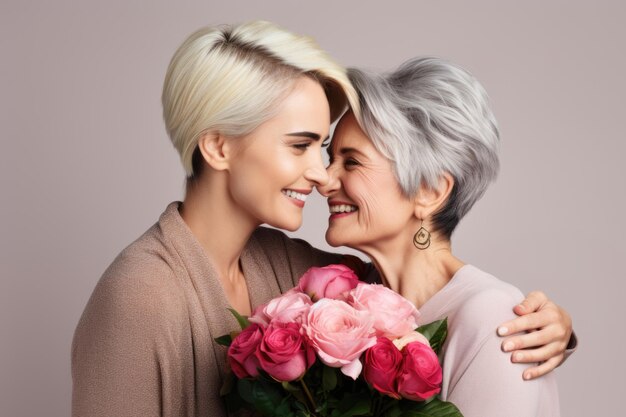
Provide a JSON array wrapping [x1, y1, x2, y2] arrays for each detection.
[[269, 217, 302, 232], [325, 230, 345, 247]]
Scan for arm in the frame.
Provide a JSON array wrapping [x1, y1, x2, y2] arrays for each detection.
[[446, 288, 559, 417], [71, 269, 188, 417], [497, 291, 576, 379], [447, 332, 547, 417]]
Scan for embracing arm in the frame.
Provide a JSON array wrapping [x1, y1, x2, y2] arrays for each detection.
[[497, 291, 576, 380]]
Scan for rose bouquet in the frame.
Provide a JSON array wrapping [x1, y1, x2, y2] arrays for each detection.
[[216, 264, 463, 417]]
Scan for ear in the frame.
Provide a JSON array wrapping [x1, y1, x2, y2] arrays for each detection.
[[197, 133, 232, 171], [414, 173, 455, 221]]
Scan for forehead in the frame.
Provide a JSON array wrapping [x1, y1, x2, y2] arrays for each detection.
[[330, 111, 373, 150], [269, 76, 331, 134]]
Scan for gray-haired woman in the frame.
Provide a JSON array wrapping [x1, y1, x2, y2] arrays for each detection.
[[320, 57, 565, 416]]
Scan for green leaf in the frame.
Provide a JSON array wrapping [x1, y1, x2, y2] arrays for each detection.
[[332, 392, 372, 417], [214, 334, 233, 347], [400, 397, 463, 417], [237, 378, 284, 416], [237, 378, 255, 404], [416, 318, 448, 354], [322, 365, 338, 391], [228, 308, 250, 330]]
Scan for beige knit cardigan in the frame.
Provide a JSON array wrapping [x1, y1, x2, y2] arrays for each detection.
[[72, 202, 341, 417]]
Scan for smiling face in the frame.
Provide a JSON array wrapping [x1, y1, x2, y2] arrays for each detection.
[[319, 112, 417, 250], [226, 76, 331, 231]]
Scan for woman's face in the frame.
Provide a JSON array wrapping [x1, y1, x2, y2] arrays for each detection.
[[319, 112, 416, 250], [226, 76, 330, 231]]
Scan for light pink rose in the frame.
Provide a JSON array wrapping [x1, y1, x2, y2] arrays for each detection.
[[303, 298, 376, 379], [256, 322, 315, 382], [249, 291, 313, 326], [297, 264, 360, 302], [227, 323, 264, 379], [348, 283, 420, 339], [392, 331, 430, 351]]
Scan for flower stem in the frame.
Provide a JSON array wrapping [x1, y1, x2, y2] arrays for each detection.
[[299, 379, 317, 415]]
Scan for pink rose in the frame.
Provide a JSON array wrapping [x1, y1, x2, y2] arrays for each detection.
[[249, 291, 313, 326], [363, 337, 403, 399], [303, 298, 376, 379], [348, 283, 420, 339], [397, 341, 442, 401], [256, 322, 315, 381], [227, 324, 264, 379], [297, 264, 360, 302]]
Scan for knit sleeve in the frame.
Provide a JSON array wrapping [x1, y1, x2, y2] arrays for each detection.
[[71, 259, 191, 417]]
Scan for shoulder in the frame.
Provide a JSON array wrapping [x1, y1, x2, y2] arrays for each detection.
[[447, 266, 524, 341], [76, 225, 188, 343]]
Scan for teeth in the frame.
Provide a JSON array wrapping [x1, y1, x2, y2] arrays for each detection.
[[282, 189, 307, 202], [329, 204, 358, 213]]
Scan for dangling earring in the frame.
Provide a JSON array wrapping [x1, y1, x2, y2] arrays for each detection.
[[413, 219, 431, 250]]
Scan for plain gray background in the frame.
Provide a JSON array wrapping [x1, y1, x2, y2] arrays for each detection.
[[1, 1, 624, 416]]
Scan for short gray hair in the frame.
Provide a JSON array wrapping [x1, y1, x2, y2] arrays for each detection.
[[348, 57, 500, 239]]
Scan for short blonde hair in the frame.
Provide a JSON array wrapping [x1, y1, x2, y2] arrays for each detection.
[[162, 21, 359, 176]]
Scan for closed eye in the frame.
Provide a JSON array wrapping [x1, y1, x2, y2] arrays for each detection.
[[293, 142, 312, 150]]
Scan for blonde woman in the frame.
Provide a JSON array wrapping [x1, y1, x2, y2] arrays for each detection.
[[72, 23, 574, 417]]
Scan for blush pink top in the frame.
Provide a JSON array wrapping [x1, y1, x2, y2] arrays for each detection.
[[417, 265, 560, 417]]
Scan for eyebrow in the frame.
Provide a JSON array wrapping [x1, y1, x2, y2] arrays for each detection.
[[339, 147, 368, 158], [285, 131, 326, 141], [327, 146, 368, 161]]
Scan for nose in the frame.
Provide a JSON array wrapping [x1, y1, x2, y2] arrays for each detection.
[[317, 162, 340, 197], [304, 153, 329, 187]]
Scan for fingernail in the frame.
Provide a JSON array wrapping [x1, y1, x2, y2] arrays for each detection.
[[514, 352, 524, 362], [523, 372, 532, 380], [498, 326, 508, 336], [503, 341, 514, 352]]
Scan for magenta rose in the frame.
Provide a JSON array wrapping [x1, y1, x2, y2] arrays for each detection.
[[363, 337, 403, 399], [227, 323, 264, 379], [303, 298, 376, 379], [297, 264, 360, 301], [255, 321, 315, 381], [249, 291, 313, 326], [397, 341, 443, 401], [348, 283, 420, 339]]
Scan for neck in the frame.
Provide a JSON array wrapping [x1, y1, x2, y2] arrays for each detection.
[[179, 172, 259, 283], [359, 228, 464, 309]]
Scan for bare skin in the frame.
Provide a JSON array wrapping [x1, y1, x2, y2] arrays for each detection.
[[180, 76, 331, 315]]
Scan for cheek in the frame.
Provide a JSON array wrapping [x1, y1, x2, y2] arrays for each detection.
[[347, 172, 412, 236], [348, 173, 394, 224]]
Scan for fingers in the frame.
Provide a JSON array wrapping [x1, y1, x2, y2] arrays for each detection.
[[510, 342, 565, 364], [501, 327, 555, 352], [498, 306, 559, 337], [521, 355, 564, 380], [498, 301, 568, 336], [513, 290, 548, 315]]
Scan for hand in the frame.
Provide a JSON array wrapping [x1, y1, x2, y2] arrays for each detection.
[[497, 291, 573, 380]]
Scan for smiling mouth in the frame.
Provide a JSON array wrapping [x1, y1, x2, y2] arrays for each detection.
[[281, 189, 308, 202], [329, 204, 358, 213]]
